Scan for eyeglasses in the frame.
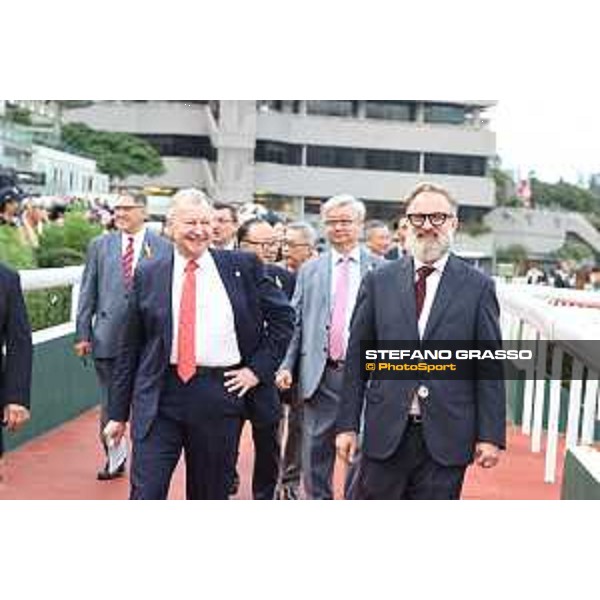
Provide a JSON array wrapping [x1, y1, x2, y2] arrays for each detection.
[[283, 241, 311, 249], [405, 213, 455, 227], [242, 239, 280, 250], [324, 219, 355, 228]]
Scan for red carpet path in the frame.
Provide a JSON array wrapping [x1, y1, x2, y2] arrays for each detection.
[[0, 407, 563, 500]]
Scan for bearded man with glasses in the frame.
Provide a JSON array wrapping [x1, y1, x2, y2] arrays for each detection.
[[336, 183, 506, 500]]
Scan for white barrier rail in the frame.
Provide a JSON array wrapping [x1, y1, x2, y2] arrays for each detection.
[[498, 283, 600, 483]]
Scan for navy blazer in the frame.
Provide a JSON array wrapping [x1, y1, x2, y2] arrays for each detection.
[[109, 248, 294, 440], [337, 254, 506, 467], [0, 263, 33, 412]]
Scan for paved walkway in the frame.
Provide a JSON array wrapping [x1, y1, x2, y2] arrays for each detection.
[[0, 407, 563, 500]]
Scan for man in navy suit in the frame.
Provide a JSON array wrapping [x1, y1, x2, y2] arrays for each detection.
[[336, 183, 506, 500], [104, 190, 294, 500], [233, 217, 295, 499], [0, 262, 32, 474]]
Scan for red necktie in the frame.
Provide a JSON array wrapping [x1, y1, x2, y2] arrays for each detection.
[[415, 265, 435, 319], [177, 260, 198, 383], [122, 236, 135, 287]]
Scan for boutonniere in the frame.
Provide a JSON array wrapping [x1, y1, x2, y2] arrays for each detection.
[[143, 242, 153, 259]]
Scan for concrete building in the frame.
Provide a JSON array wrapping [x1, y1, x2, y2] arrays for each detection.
[[62, 100, 496, 221]]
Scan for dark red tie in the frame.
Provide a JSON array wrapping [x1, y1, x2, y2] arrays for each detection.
[[122, 236, 135, 287], [415, 265, 435, 319], [177, 260, 198, 383]]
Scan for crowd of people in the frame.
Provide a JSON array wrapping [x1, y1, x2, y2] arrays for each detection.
[[1, 181, 507, 500], [525, 260, 600, 290]]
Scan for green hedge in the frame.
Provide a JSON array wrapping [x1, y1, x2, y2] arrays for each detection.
[[25, 287, 71, 332]]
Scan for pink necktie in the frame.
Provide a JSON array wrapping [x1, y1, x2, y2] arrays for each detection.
[[122, 236, 135, 287], [329, 257, 350, 361], [177, 260, 198, 383]]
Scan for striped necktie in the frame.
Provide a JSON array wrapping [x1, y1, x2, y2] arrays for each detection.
[[122, 236, 135, 287]]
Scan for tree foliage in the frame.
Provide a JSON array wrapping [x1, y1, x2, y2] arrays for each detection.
[[531, 178, 600, 214], [61, 122, 165, 181]]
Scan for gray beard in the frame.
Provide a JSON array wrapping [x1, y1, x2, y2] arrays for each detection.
[[410, 234, 452, 263]]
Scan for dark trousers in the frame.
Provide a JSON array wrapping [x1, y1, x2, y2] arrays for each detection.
[[233, 417, 281, 500], [130, 368, 242, 500], [278, 385, 304, 493], [355, 422, 467, 500], [94, 358, 115, 457]]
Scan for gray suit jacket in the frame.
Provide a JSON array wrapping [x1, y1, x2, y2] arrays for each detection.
[[75, 229, 171, 359], [280, 246, 382, 400]]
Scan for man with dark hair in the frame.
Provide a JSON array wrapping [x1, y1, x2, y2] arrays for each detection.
[[212, 202, 239, 250], [0, 186, 24, 227], [0, 262, 33, 480], [235, 218, 295, 499], [364, 220, 392, 258], [75, 192, 171, 480]]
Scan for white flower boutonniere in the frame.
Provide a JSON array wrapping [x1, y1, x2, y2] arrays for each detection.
[[143, 243, 153, 259]]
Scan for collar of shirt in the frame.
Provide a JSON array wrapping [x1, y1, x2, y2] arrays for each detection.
[[413, 252, 450, 279], [121, 226, 146, 248], [173, 248, 213, 275], [331, 245, 361, 267]]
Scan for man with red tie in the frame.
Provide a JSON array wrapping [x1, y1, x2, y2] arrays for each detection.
[[75, 193, 170, 480], [104, 189, 294, 500]]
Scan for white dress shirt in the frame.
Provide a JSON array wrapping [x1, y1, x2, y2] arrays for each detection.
[[330, 245, 362, 354], [413, 253, 450, 340], [121, 227, 147, 274], [170, 250, 241, 367], [409, 253, 450, 415]]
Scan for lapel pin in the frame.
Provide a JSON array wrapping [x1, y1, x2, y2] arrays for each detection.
[[235, 270, 241, 278]]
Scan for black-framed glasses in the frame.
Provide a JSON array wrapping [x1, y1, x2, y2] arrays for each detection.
[[406, 213, 454, 227]]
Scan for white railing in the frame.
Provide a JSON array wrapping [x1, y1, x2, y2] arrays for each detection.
[[19, 266, 84, 342], [497, 283, 600, 483]]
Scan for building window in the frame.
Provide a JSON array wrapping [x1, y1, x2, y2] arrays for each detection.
[[365, 101, 416, 121], [424, 153, 487, 177], [255, 140, 303, 165], [137, 134, 217, 161], [423, 103, 466, 124], [257, 101, 300, 113], [306, 100, 357, 118], [307, 145, 419, 173]]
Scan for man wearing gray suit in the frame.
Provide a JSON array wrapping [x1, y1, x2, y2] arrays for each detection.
[[75, 193, 171, 480], [277, 194, 381, 499]]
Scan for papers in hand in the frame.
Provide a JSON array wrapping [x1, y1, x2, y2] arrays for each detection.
[[107, 436, 128, 474]]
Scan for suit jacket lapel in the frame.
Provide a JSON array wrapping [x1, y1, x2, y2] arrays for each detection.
[[210, 250, 245, 341], [109, 233, 127, 290], [319, 253, 332, 317], [394, 257, 420, 341], [160, 250, 175, 352], [423, 254, 465, 340]]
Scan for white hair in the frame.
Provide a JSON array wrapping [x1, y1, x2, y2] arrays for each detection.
[[167, 188, 212, 221], [321, 193, 366, 222]]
